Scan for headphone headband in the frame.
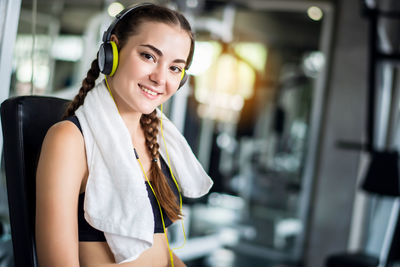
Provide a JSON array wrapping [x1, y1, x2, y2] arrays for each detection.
[[99, 2, 191, 88], [102, 3, 154, 42]]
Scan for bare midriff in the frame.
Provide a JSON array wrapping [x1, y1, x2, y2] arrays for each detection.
[[79, 233, 170, 267]]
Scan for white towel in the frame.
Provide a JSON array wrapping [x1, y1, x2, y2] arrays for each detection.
[[75, 80, 213, 263]]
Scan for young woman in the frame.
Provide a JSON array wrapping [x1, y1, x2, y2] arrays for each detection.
[[35, 3, 212, 266]]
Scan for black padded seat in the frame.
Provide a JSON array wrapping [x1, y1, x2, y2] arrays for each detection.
[[1, 95, 69, 267]]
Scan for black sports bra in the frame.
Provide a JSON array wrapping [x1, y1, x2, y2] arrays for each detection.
[[65, 116, 179, 241]]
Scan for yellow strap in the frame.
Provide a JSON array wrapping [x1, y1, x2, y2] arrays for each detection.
[[160, 104, 187, 251], [104, 76, 117, 106]]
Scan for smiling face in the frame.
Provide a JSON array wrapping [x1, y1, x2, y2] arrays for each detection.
[[107, 21, 191, 115]]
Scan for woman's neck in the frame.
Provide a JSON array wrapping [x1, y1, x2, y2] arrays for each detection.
[[120, 112, 143, 138], [105, 76, 143, 138]]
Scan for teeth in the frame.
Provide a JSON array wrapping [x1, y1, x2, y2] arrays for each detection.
[[140, 85, 157, 96]]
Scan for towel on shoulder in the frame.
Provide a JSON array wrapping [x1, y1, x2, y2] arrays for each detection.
[[75, 80, 213, 263]]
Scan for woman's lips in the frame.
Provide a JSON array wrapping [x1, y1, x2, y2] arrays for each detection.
[[139, 84, 161, 99]]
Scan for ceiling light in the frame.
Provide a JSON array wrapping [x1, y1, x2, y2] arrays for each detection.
[[307, 6, 323, 21], [108, 2, 124, 17]]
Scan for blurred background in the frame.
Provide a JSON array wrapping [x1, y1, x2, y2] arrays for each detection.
[[0, 0, 400, 266]]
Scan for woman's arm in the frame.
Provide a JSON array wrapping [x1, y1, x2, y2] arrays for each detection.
[[35, 121, 87, 267], [36, 121, 144, 267]]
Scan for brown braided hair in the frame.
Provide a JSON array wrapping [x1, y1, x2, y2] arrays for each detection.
[[63, 4, 194, 221], [141, 110, 181, 220]]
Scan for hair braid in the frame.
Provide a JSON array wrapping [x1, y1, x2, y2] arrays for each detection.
[[63, 58, 100, 119], [140, 110, 181, 221]]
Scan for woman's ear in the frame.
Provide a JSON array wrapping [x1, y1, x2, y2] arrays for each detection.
[[110, 34, 120, 48]]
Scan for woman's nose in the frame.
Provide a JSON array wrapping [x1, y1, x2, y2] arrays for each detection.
[[149, 65, 166, 86]]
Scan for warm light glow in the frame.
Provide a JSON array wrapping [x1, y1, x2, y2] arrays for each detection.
[[196, 104, 240, 123], [193, 42, 259, 122], [307, 6, 323, 21], [214, 54, 237, 94], [213, 54, 255, 98], [234, 42, 267, 72], [231, 95, 244, 111], [108, 2, 124, 17], [236, 61, 255, 99], [188, 41, 221, 75]]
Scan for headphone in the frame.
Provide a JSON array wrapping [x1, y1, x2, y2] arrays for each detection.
[[98, 3, 189, 89]]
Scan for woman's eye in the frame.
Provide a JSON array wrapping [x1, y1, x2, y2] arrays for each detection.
[[170, 66, 182, 73], [140, 52, 155, 62]]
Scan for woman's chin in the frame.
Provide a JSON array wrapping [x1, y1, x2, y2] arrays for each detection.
[[140, 105, 158, 115]]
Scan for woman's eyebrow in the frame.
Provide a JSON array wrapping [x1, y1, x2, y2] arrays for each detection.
[[139, 44, 186, 64]]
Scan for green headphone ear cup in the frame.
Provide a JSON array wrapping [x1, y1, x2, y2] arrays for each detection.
[[98, 41, 118, 75]]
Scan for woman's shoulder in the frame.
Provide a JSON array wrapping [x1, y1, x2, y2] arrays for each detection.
[[48, 118, 81, 136], [37, 118, 88, 192], [42, 118, 85, 155]]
